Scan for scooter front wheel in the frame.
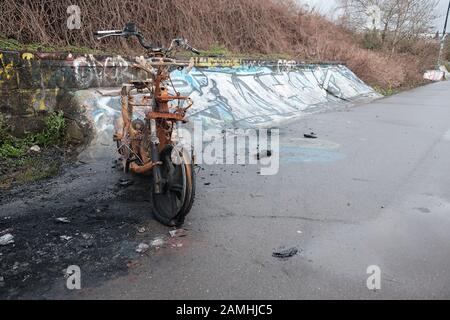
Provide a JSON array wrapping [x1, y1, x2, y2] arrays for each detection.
[[152, 145, 195, 227]]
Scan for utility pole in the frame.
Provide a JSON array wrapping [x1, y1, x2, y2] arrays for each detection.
[[437, 0, 450, 67]]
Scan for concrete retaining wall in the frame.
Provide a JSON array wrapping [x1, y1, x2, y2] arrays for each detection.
[[0, 50, 380, 142]]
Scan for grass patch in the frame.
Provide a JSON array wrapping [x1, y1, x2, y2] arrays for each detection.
[[373, 85, 398, 97], [0, 111, 66, 159], [0, 111, 67, 188], [201, 44, 233, 56], [0, 38, 114, 55], [176, 43, 296, 60], [1, 37, 300, 62]]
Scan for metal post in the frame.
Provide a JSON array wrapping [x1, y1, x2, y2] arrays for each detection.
[[438, 0, 450, 67]]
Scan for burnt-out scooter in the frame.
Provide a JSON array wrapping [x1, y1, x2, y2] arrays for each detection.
[[95, 23, 199, 227]]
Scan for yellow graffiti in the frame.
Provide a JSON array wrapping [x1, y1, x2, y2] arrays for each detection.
[[31, 95, 47, 111], [22, 52, 34, 60], [194, 57, 241, 68], [0, 53, 15, 81], [38, 99, 47, 111], [31, 88, 59, 112]]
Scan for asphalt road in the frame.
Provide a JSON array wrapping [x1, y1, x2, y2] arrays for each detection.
[[1, 80, 450, 299]]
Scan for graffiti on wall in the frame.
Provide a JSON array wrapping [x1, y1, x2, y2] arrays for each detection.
[[0, 53, 15, 83], [74, 63, 380, 150], [72, 54, 141, 88], [1, 51, 380, 137], [169, 64, 378, 128], [0, 51, 144, 92]]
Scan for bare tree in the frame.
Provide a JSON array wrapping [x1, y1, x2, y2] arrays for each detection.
[[338, 0, 438, 53]]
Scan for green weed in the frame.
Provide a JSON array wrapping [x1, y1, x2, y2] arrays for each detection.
[[0, 111, 66, 160]]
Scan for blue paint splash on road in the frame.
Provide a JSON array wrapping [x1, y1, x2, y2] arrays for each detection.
[[280, 146, 345, 163]]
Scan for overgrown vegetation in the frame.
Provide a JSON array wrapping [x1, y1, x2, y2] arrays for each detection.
[[0, 111, 67, 188], [373, 85, 398, 96], [0, 111, 66, 159], [0, 0, 444, 91], [0, 38, 114, 55]]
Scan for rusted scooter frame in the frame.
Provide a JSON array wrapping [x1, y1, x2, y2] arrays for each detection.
[[118, 58, 194, 194]]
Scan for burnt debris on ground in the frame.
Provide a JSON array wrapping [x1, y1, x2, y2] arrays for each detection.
[[0, 199, 146, 299], [272, 247, 301, 260], [0, 156, 193, 299]]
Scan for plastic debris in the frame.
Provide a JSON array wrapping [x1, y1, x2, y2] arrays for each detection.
[[150, 237, 165, 247], [136, 243, 150, 253], [60, 235, 73, 241], [169, 229, 187, 238], [137, 227, 146, 234], [81, 233, 93, 240], [29, 145, 41, 153], [272, 247, 300, 259], [304, 133, 317, 139], [55, 217, 70, 224], [0, 234, 14, 246]]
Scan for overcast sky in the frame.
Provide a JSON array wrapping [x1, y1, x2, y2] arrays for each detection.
[[297, 0, 450, 32]]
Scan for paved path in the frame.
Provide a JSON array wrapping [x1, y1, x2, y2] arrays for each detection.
[[2, 81, 450, 299]]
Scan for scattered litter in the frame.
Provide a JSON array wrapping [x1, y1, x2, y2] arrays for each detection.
[[169, 229, 187, 238], [297, 231, 302, 234], [0, 234, 14, 246], [29, 145, 41, 153], [81, 233, 93, 240], [272, 247, 300, 259], [304, 132, 317, 139], [137, 227, 146, 234], [204, 182, 211, 186], [136, 243, 150, 253], [60, 235, 73, 241], [55, 217, 70, 224], [118, 178, 134, 187], [423, 70, 445, 81], [150, 237, 165, 247], [0, 276, 4, 286]]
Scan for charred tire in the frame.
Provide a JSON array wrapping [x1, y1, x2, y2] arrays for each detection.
[[152, 145, 195, 227]]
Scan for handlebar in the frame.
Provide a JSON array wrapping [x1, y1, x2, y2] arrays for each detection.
[[94, 23, 200, 56]]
